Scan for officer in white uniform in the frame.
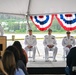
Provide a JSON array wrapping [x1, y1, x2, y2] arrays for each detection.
[[62, 31, 75, 58], [24, 29, 37, 61], [43, 29, 58, 62], [0, 24, 4, 36]]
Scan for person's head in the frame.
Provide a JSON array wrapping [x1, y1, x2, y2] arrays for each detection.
[[66, 31, 71, 37], [13, 41, 22, 50], [28, 29, 32, 35], [2, 50, 16, 75], [5, 46, 20, 63], [48, 29, 52, 35], [13, 41, 23, 56], [0, 59, 7, 75]]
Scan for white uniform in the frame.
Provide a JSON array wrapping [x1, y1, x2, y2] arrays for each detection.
[[0, 25, 4, 36], [62, 36, 75, 57], [24, 35, 37, 61], [43, 35, 58, 61]]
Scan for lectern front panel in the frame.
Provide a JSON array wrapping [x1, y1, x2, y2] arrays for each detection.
[[0, 36, 7, 56]]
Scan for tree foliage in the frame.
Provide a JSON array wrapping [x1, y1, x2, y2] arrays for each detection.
[[0, 14, 75, 33]]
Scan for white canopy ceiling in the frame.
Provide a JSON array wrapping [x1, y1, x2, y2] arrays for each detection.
[[0, 0, 76, 16]]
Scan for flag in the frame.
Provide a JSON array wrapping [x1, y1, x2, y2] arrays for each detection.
[[55, 14, 76, 31], [30, 15, 54, 31]]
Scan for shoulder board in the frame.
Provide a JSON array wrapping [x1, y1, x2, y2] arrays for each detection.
[[52, 35, 55, 38], [52, 36, 55, 39], [26, 35, 28, 37], [44, 35, 47, 37], [33, 35, 36, 37]]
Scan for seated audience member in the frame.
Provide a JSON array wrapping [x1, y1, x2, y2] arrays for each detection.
[[62, 31, 75, 58], [2, 50, 25, 75], [43, 29, 58, 62], [65, 47, 76, 75], [5, 46, 28, 75], [0, 59, 7, 75], [13, 41, 28, 67], [24, 29, 37, 62]]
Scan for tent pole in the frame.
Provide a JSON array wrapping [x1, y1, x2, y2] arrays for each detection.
[[26, 15, 31, 30], [26, 0, 31, 30]]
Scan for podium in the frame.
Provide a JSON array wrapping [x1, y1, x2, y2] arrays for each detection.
[[0, 36, 7, 57]]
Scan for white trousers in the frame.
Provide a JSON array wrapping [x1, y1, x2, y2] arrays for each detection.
[[44, 46, 58, 60], [25, 46, 36, 60], [63, 47, 71, 57]]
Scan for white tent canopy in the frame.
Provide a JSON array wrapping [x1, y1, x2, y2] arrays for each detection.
[[0, 0, 76, 29], [0, 0, 76, 16]]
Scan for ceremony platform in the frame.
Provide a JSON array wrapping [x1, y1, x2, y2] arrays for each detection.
[[27, 60, 66, 74]]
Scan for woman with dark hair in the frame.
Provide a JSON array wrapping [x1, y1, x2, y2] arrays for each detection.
[[2, 50, 25, 75], [13, 41, 28, 67], [0, 59, 7, 75], [5, 46, 28, 75]]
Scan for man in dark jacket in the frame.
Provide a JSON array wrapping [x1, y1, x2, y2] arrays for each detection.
[[65, 47, 76, 75]]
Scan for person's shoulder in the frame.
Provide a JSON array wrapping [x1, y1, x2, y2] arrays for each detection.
[[15, 68, 25, 75], [64, 36, 67, 38], [32, 35, 36, 37], [25, 35, 28, 37], [62, 36, 66, 40], [32, 35, 36, 39], [70, 36, 75, 40], [25, 35, 28, 40], [44, 35, 47, 37], [44, 35, 48, 37], [51, 35, 55, 39], [71, 36, 74, 38]]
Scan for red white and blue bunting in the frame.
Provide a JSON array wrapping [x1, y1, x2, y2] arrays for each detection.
[[55, 14, 76, 31], [30, 15, 54, 31]]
